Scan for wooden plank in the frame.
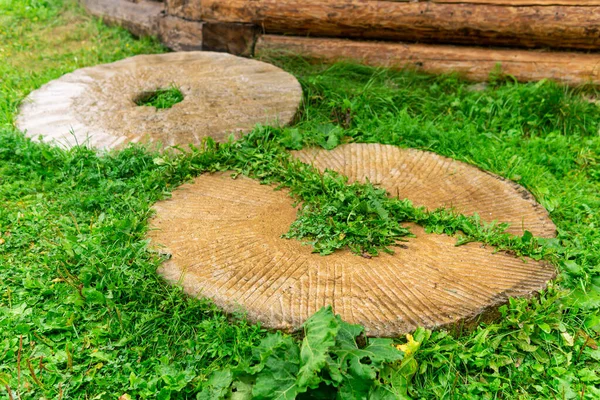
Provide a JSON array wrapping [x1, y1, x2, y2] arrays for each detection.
[[202, 23, 258, 56], [431, 1, 600, 5], [200, 0, 600, 50], [256, 35, 600, 86], [159, 16, 204, 51], [385, 0, 600, 4], [81, 0, 164, 38], [165, 0, 202, 20]]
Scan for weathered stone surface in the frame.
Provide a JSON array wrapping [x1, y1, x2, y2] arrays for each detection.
[[17, 52, 302, 150], [149, 172, 555, 337], [202, 22, 257, 56], [81, 0, 164, 38], [159, 16, 203, 51], [293, 144, 556, 238], [166, 0, 202, 20]]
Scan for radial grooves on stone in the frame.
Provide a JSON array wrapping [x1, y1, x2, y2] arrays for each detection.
[[293, 143, 555, 238], [17, 52, 302, 150], [149, 171, 555, 337]]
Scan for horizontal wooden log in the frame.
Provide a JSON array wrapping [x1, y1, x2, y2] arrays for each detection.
[[202, 23, 258, 57], [159, 16, 204, 52], [80, 0, 163, 38], [255, 35, 600, 86], [81, 0, 259, 56], [200, 0, 600, 50], [166, 0, 202, 21], [429, 0, 600, 4]]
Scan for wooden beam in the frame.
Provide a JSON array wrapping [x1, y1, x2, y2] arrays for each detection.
[[80, 0, 164, 38], [159, 16, 204, 52], [256, 35, 600, 86], [202, 23, 258, 57], [200, 0, 600, 50], [431, 1, 600, 4], [165, 0, 202, 20]]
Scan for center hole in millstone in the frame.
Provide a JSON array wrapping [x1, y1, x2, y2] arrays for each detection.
[[134, 86, 184, 109]]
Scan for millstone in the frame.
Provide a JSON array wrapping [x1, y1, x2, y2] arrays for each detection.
[[16, 52, 302, 149], [292, 143, 555, 238], [148, 172, 555, 337]]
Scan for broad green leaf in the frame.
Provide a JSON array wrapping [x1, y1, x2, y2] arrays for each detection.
[[252, 335, 301, 400], [537, 322, 552, 334], [533, 349, 550, 364], [281, 128, 303, 150], [517, 341, 538, 352], [584, 313, 600, 333], [231, 378, 254, 400], [157, 388, 171, 400], [577, 368, 600, 383], [569, 286, 600, 310], [586, 346, 600, 361], [197, 370, 233, 400], [563, 260, 583, 276], [297, 306, 340, 390], [89, 351, 112, 362], [365, 338, 405, 364], [251, 332, 295, 372], [555, 377, 578, 400], [331, 320, 404, 399], [371, 365, 413, 400], [369, 386, 410, 400]]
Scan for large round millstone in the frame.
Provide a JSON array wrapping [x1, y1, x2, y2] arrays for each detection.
[[16, 52, 302, 149], [293, 143, 555, 238], [148, 172, 555, 337]]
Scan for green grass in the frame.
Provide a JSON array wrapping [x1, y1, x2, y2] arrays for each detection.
[[1, 0, 599, 399], [134, 86, 184, 109]]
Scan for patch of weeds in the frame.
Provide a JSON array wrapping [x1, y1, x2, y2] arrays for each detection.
[[199, 307, 422, 399], [214, 128, 414, 256], [282, 178, 411, 256], [134, 86, 184, 109]]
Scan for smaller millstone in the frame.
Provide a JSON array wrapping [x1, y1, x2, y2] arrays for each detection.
[[17, 52, 302, 150], [292, 143, 556, 238], [149, 172, 555, 337]]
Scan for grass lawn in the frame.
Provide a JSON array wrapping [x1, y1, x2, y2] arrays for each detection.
[[1, 0, 599, 398]]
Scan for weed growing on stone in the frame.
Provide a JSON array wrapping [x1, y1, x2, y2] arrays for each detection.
[[135, 86, 184, 109], [1, 0, 599, 399]]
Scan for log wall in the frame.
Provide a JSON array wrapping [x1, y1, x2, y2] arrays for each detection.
[[199, 0, 600, 51], [80, 0, 600, 86]]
